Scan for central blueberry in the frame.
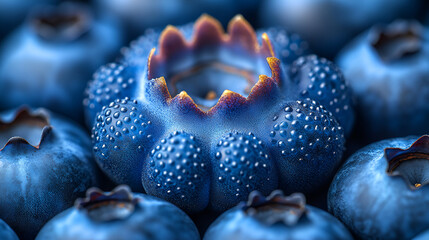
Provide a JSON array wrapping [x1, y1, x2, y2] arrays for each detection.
[[86, 15, 353, 213]]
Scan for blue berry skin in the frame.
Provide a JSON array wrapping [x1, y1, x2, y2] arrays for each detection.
[[0, 2, 122, 124], [328, 135, 429, 239], [0, 219, 18, 240], [260, 0, 422, 57], [86, 16, 350, 213], [204, 191, 353, 240], [205, 206, 350, 240], [0, 0, 59, 41], [0, 107, 101, 240], [92, 98, 164, 191], [414, 229, 429, 240], [142, 131, 210, 213], [290, 55, 354, 136], [268, 99, 345, 194], [36, 186, 200, 240], [337, 20, 429, 143], [210, 132, 278, 211]]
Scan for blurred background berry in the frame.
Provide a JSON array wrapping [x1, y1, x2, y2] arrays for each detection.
[[260, 0, 424, 58], [0, 2, 122, 124], [0, 0, 60, 41], [94, 0, 262, 42]]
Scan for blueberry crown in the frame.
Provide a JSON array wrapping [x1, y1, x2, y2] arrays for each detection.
[[0, 107, 51, 151], [241, 190, 306, 226], [385, 135, 429, 189], [145, 14, 282, 115], [30, 2, 92, 42], [370, 20, 422, 62], [76, 185, 139, 221]]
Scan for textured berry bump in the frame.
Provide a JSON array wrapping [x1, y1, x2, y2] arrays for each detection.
[[86, 15, 351, 212], [92, 98, 163, 190]]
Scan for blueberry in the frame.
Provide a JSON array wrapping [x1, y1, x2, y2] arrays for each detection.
[[86, 15, 350, 212], [204, 190, 353, 240], [210, 132, 278, 211], [260, 0, 422, 57], [36, 185, 200, 240], [0, 0, 59, 41], [0, 107, 101, 239], [337, 20, 429, 143], [328, 135, 429, 239], [0, 219, 18, 240], [0, 2, 122, 124]]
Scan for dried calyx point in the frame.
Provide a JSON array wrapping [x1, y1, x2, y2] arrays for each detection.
[[31, 2, 91, 42], [386, 135, 429, 189], [370, 20, 422, 62], [0, 108, 51, 151], [76, 185, 139, 222], [241, 190, 306, 226], [146, 14, 282, 113]]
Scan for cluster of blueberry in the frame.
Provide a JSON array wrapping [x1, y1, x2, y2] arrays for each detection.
[[0, 1, 428, 239]]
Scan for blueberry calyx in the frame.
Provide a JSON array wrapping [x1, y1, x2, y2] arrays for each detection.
[[370, 20, 422, 62], [241, 190, 306, 226], [0, 107, 52, 151], [30, 3, 92, 42], [146, 14, 281, 110], [76, 185, 139, 222], [385, 135, 429, 189]]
